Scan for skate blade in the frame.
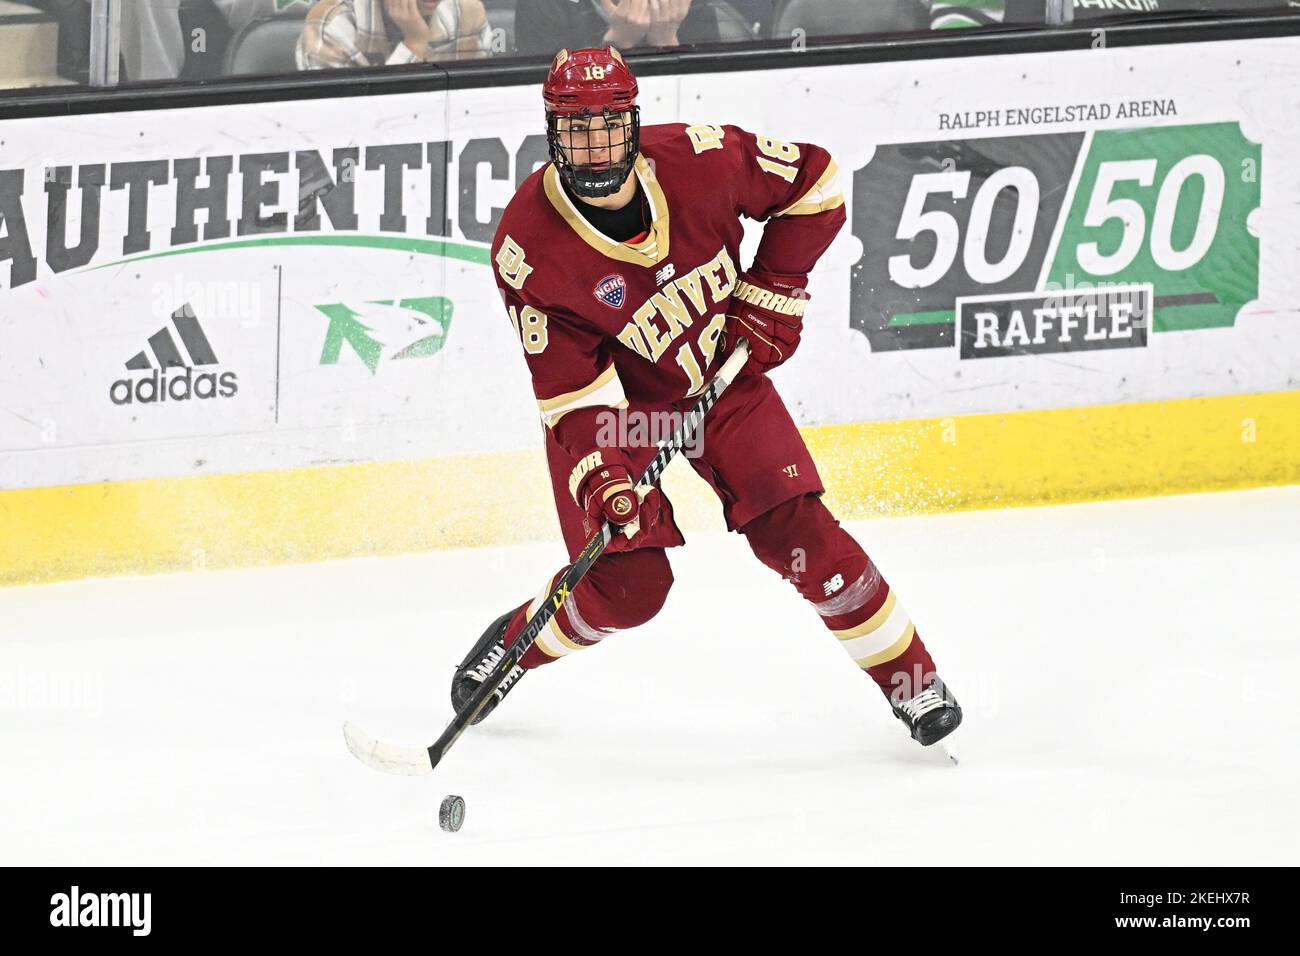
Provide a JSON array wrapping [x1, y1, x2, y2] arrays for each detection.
[[935, 734, 959, 767], [342, 721, 432, 776]]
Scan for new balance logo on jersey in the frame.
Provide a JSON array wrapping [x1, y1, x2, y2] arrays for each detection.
[[50, 886, 151, 936], [823, 573, 845, 597], [655, 263, 676, 286], [109, 303, 238, 405]]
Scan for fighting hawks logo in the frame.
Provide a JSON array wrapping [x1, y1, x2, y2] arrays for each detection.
[[594, 274, 627, 309]]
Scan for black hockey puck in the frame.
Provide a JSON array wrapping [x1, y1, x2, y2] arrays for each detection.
[[439, 795, 466, 832]]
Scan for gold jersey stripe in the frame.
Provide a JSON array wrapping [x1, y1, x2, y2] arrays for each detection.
[[780, 193, 846, 217], [547, 398, 628, 430], [774, 158, 845, 218], [537, 364, 628, 427], [536, 363, 618, 412], [543, 155, 672, 267]]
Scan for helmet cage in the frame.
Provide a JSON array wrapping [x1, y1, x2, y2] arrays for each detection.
[[546, 105, 641, 199]]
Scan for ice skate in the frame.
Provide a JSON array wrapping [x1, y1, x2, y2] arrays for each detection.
[[891, 678, 962, 755], [450, 609, 527, 725]]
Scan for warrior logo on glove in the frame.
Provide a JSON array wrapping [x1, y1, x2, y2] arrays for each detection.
[[724, 271, 812, 375]]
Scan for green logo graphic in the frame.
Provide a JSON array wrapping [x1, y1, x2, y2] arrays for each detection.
[[850, 122, 1262, 353], [274, 0, 310, 11], [1046, 124, 1259, 334], [316, 297, 453, 373]]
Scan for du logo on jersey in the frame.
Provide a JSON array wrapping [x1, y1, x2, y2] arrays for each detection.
[[594, 274, 627, 309]]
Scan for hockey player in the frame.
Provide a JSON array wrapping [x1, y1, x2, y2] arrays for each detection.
[[453, 47, 961, 747]]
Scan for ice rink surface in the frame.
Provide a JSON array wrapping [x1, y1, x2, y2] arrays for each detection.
[[3, 486, 1298, 865]]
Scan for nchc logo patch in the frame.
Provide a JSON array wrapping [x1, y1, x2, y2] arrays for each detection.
[[593, 274, 627, 309]]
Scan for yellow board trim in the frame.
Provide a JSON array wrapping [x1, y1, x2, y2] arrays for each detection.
[[3, 389, 1300, 587]]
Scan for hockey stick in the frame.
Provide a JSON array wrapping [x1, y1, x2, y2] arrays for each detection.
[[343, 338, 752, 776]]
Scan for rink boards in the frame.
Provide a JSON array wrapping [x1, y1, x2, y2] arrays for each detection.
[[4, 386, 1297, 585], [2, 34, 1300, 583]]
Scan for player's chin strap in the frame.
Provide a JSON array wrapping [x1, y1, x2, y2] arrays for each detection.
[[343, 339, 752, 777]]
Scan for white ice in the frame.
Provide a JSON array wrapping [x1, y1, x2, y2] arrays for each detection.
[[2, 486, 1298, 865]]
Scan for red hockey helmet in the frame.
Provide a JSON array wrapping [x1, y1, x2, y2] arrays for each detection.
[[543, 48, 641, 199]]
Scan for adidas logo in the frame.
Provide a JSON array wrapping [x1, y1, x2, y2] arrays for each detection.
[[110, 303, 238, 406]]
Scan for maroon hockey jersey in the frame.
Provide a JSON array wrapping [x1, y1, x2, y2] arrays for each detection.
[[491, 122, 846, 469]]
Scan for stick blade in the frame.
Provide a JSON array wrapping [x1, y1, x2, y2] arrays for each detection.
[[342, 721, 433, 776]]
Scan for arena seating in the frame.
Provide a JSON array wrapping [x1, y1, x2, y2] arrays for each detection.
[[223, 5, 307, 76], [712, 1, 758, 41], [770, 0, 929, 39], [223, 0, 758, 75], [0, 0, 71, 88], [482, 0, 515, 53], [492, 0, 754, 57]]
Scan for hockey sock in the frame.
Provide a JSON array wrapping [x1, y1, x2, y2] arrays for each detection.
[[503, 549, 674, 669], [742, 494, 939, 699]]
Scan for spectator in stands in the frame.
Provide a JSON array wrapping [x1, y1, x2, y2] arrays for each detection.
[[924, 1, 1006, 28], [118, 0, 307, 81], [297, 0, 491, 67], [727, 0, 774, 34], [119, 0, 183, 80], [514, 0, 719, 57]]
